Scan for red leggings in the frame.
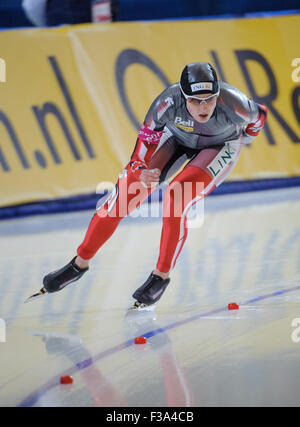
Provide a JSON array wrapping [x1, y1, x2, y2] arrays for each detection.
[[77, 148, 219, 272], [156, 165, 212, 272], [77, 167, 153, 260]]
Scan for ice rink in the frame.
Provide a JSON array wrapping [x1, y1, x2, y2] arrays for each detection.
[[1, 186, 300, 407]]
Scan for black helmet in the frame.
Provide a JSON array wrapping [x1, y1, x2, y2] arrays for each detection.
[[180, 62, 219, 97]]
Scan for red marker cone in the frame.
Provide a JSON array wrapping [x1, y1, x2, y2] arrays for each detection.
[[228, 302, 239, 310], [134, 336, 147, 344], [60, 375, 73, 384]]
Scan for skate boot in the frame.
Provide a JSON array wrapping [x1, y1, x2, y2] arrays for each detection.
[[43, 257, 88, 293], [131, 272, 170, 310], [25, 257, 89, 303]]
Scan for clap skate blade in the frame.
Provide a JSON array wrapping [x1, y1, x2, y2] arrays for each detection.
[[24, 287, 47, 304], [129, 301, 156, 311]]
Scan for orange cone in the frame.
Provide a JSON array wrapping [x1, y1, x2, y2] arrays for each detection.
[[60, 375, 73, 384], [228, 302, 239, 310], [134, 336, 147, 344]]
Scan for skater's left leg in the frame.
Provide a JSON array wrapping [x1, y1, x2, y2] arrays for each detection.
[[155, 163, 213, 274], [131, 153, 216, 307], [156, 140, 243, 274], [131, 140, 243, 307]]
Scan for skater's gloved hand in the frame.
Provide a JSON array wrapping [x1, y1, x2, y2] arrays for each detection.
[[140, 168, 161, 188], [245, 104, 267, 137]]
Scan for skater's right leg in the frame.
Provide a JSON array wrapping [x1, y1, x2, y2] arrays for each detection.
[[76, 167, 154, 261], [76, 136, 180, 262], [42, 135, 181, 295], [42, 167, 155, 294]]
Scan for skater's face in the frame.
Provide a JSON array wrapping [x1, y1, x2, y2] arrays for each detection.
[[186, 93, 218, 123]]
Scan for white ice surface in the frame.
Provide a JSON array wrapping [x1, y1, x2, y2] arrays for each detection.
[[0, 187, 300, 407]]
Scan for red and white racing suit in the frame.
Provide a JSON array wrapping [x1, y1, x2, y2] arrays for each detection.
[[77, 81, 267, 273]]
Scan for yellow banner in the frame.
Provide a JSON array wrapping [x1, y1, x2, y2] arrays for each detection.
[[0, 15, 300, 207]]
